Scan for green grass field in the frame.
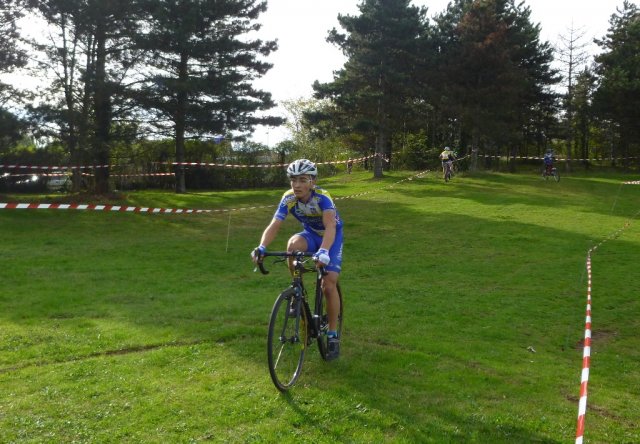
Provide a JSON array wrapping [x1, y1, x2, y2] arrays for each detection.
[[1, 170, 639, 443]]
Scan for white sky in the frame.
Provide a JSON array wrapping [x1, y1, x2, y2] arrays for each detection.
[[251, 0, 626, 146]]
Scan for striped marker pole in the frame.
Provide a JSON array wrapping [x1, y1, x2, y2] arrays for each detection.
[[575, 252, 593, 444]]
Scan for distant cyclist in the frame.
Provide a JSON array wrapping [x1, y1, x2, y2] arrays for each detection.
[[251, 159, 343, 360], [543, 149, 555, 176], [439, 146, 456, 180]]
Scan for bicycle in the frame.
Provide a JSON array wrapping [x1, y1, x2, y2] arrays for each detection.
[[256, 251, 343, 391], [542, 166, 560, 182]]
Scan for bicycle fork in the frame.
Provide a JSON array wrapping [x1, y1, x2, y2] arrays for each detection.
[[280, 285, 311, 345]]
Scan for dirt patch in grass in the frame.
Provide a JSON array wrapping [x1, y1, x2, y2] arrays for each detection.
[[574, 329, 618, 350]]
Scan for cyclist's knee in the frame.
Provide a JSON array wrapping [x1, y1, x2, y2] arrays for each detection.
[[287, 235, 307, 252], [321, 272, 339, 292]]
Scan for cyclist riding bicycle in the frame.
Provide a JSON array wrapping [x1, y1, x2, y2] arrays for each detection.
[[543, 149, 555, 176], [251, 159, 343, 360], [439, 146, 456, 179]]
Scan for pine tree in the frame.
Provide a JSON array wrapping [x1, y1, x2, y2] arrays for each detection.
[[433, 0, 559, 168], [0, 0, 28, 103], [132, 0, 282, 193], [593, 1, 640, 166], [313, 0, 428, 178]]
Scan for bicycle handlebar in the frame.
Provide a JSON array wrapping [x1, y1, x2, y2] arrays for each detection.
[[255, 251, 326, 276]]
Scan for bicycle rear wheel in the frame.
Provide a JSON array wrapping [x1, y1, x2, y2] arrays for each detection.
[[267, 289, 308, 391], [553, 169, 560, 182], [317, 284, 343, 360]]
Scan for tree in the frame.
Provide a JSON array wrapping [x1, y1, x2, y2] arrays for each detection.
[[0, 108, 26, 152], [313, 0, 428, 178], [281, 97, 352, 163], [572, 67, 597, 165], [27, 0, 91, 191], [132, 0, 283, 193], [86, 0, 140, 193], [0, 0, 28, 104], [433, 0, 559, 169], [593, 1, 640, 166], [26, 0, 140, 193], [556, 23, 590, 169]]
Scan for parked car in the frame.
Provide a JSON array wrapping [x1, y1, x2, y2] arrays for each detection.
[[46, 175, 71, 191]]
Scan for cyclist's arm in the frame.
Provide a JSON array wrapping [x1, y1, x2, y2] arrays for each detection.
[[319, 210, 337, 251], [259, 218, 283, 248]]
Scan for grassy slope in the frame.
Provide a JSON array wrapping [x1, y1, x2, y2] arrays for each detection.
[[1, 170, 639, 443]]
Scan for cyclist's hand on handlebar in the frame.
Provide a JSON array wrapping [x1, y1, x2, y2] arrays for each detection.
[[251, 245, 266, 263], [312, 248, 330, 267]]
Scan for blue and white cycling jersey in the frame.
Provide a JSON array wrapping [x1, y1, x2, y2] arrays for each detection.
[[273, 188, 343, 236]]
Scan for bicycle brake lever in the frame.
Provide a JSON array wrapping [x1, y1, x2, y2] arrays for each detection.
[[258, 260, 269, 275]]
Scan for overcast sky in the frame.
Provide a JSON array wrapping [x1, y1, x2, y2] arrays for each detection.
[[251, 0, 627, 146]]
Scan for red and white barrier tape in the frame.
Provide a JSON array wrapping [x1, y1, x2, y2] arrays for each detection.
[[335, 169, 430, 200], [4, 153, 638, 172], [111, 173, 174, 178], [575, 218, 635, 443], [0, 201, 285, 214], [0, 202, 211, 214], [0, 164, 109, 170], [3, 172, 174, 178], [164, 154, 381, 168], [575, 252, 593, 444], [0, 169, 429, 216], [0, 154, 382, 172], [2, 172, 70, 177], [478, 154, 640, 162]]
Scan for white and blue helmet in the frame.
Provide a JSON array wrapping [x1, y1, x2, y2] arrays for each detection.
[[286, 159, 317, 177]]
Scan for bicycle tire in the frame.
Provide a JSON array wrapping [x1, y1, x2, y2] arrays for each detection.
[[316, 283, 343, 361], [553, 170, 560, 182], [267, 289, 308, 391]]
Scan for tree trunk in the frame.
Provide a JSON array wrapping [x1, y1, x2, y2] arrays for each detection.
[[470, 129, 479, 172], [174, 51, 189, 193], [374, 128, 385, 178], [93, 21, 110, 194], [60, 15, 81, 192]]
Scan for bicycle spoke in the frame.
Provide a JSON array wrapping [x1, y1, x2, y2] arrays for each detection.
[[274, 343, 286, 368]]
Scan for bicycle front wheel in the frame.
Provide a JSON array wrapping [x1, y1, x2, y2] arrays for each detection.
[[267, 289, 308, 391], [553, 170, 560, 182]]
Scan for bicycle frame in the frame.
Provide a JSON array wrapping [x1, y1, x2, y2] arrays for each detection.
[[258, 252, 325, 339]]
